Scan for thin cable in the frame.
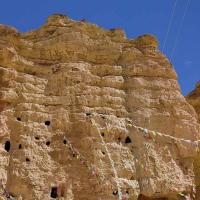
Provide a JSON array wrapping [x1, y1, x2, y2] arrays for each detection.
[[162, 0, 179, 52], [91, 119, 122, 200], [170, 0, 191, 60]]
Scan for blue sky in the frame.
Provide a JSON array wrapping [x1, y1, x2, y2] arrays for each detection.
[[0, 0, 199, 95]]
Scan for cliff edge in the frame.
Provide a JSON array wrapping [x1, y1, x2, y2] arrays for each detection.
[[0, 14, 200, 200]]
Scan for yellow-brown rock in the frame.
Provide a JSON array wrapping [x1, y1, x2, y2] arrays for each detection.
[[0, 14, 200, 200], [186, 81, 200, 199], [187, 81, 200, 122]]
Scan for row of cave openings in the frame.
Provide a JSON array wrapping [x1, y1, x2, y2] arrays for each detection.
[[4, 117, 132, 154], [4, 116, 133, 198], [101, 132, 132, 144], [50, 186, 130, 199], [50, 187, 169, 199], [3, 118, 54, 162]]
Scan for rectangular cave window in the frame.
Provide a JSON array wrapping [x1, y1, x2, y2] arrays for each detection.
[[5, 141, 11, 152], [51, 187, 58, 198]]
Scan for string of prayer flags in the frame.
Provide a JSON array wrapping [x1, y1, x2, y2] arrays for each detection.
[[127, 123, 132, 128], [129, 120, 200, 150], [143, 129, 148, 135], [151, 131, 156, 137], [178, 192, 185, 197]]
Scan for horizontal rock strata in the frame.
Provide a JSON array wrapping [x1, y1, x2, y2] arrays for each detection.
[[0, 14, 200, 200]]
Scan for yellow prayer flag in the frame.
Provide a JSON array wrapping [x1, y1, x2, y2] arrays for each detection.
[[178, 193, 185, 197], [127, 123, 132, 127], [152, 131, 156, 137]]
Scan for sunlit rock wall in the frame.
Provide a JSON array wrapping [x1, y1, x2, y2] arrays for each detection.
[[0, 14, 199, 200]]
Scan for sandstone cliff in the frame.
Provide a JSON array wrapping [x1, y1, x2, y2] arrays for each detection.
[[186, 81, 200, 199], [0, 14, 200, 200], [187, 82, 200, 122]]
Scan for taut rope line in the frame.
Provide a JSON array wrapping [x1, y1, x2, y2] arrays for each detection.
[[162, 0, 179, 52], [170, 0, 191, 60], [91, 119, 123, 200]]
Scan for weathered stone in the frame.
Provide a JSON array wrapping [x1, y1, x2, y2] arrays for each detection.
[[187, 81, 200, 122], [186, 81, 200, 200], [0, 14, 199, 200]]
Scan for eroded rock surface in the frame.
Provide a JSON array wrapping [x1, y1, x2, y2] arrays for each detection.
[[186, 81, 200, 199], [0, 14, 200, 200], [187, 82, 200, 122]]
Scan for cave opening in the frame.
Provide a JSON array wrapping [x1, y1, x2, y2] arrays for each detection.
[[17, 117, 21, 121], [35, 136, 40, 140], [63, 139, 67, 144], [125, 136, 132, 144], [101, 132, 105, 137], [45, 121, 51, 126], [4, 141, 11, 152], [51, 187, 58, 198]]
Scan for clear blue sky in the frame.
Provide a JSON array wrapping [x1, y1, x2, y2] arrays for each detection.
[[0, 0, 199, 95]]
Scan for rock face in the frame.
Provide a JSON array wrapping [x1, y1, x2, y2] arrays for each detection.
[[187, 82, 200, 122], [0, 14, 200, 200], [186, 81, 200, 199]]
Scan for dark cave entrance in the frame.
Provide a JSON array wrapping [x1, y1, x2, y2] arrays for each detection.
[[4, 141, 11, 152], [125, 136, 132, 144], [51, 187, 58, 198]]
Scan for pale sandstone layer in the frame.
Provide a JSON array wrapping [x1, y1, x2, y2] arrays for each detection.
[[0, 14, 200, 200]]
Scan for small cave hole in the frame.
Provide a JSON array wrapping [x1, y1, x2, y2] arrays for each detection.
[[101, 115, 106, 119], [102, 151, 106, 155], [46, 141, 51, 146], [17, 117, 21, 121], [51, 187, 58, 198], [18, 144, 22, 149], [26, 158, 30, 162], [63, 139, 67, 144], [126, 190, 129, 194], [125, 136, 132, 144], [86, 112, 91, 116], [113, 190, 118, 196], [118, 137, 121, 142], [101, 132, 105, 137], [4, 141, 11, 152], [35, 136, 40, 140], [45, 121, 51, 126]]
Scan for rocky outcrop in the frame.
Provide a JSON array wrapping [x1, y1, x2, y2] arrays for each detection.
[[0, 14, 200, 200], [187, 81, 200, 122], [186, 81, 200, 199]]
